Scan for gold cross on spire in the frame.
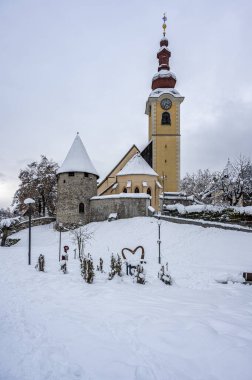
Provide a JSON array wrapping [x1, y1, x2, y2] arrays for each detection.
[[162, 13, 167, 36]]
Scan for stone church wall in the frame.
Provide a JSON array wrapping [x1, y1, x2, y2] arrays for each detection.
[[90, 194, 150, 222]]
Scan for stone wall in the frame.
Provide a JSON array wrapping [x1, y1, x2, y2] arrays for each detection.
[[9, 217, 56, 235], [56, 172, 97, 225], [156, 215, 252, 234], [90, 194, 151, 222]]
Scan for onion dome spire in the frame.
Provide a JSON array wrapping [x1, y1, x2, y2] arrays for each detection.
[[152, 14, 177, 90]]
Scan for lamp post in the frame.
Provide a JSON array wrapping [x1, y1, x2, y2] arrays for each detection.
[[58, 222, 63, 262], [24, 198, 35, 265], [157, 215, 162, 264]]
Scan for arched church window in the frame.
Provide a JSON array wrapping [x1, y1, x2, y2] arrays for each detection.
[[123, 187, 127, 193], [79, 203, 84, 213], [134, 187, 140, 193], [161, 112, 171, 125], [147, 188, 151, 196]]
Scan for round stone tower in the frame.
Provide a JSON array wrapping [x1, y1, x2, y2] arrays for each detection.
[[56, 133, 99, 226]]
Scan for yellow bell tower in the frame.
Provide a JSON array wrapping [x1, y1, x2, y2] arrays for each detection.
[[144, 14, 184, 192]]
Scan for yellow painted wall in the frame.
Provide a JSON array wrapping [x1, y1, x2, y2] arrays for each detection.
[[147, 95, 183, 192], [116, 174, 161, 210], [102, 173, 162, 210]]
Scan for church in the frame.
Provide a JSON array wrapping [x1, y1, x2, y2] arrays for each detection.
[[56, 16, 184, 226]]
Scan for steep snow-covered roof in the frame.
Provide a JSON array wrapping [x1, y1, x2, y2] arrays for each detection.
[[117, 153, 158, 177], [57, 134, 99, 177]]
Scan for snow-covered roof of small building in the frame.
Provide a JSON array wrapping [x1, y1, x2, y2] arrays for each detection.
[[117, 153, 158, 177], [57, 133, 99, 177]]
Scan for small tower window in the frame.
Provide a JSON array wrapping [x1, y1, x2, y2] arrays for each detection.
[[84, 173, 89, 178], [123, 187, 127, 193], [79, 203, 84, 213], [134, 187, 140, 193], [68, 172, 75, 177], [161, 112, 171, 125], [147, 188, 151, 196]]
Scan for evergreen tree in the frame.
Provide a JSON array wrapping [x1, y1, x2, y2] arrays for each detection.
[[80, 255, 95, 284], [108, 254, 122, 280], [96, 257, 104, 272]]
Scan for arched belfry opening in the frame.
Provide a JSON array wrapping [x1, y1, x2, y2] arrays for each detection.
[[161, 112, 171, 125]]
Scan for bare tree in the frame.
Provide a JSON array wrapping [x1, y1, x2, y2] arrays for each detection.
[[181, 169, 218, 204], [219, 156, 252, 206], [181, 156, 252, 206], [71, 226, 93, 259]]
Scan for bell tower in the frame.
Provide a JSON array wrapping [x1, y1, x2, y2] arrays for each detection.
[[145, 14, 184, 192]]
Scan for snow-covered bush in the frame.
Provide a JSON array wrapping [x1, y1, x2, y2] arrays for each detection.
[[0, 217, 20, 246], [108, 254, 122, 280], [96, 257, 104, 273], [163, 203, 252, 224], [134, 263, 145, 285], [215, 272, 245, 284], [81, 255, 95, 284], [158, 263, 172, 285]]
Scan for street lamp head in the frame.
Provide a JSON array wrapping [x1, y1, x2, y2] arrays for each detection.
[[24, 198, 35, 205]]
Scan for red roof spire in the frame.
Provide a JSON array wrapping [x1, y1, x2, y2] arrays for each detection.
[[152, 14, 177, 90]]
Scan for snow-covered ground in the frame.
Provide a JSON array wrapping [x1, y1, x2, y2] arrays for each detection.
[[0, 217, 252, 380]]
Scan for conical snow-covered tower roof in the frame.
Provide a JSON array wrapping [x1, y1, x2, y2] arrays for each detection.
[[117, 153, 158, 176], [57, 133, 99, 177]]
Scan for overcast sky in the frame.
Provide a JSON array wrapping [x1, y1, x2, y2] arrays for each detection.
[[1, 0, 252, 208]]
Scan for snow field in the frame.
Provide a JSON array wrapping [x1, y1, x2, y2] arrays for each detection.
[[0, 217, 252, 380]]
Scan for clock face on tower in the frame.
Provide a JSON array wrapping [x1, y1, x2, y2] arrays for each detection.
[[161, 98, 172, 110]]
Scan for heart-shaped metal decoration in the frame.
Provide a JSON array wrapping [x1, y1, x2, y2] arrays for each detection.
[[121, 246, 145, 260]]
